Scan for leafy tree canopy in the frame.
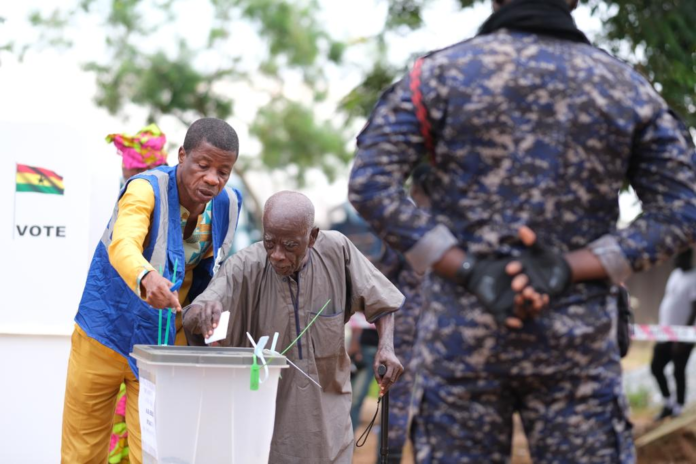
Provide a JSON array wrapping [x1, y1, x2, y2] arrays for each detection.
[[18, 0, 696, 188]]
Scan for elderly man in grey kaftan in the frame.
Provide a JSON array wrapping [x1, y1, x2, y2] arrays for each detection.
[[183, 191, 404, 464]]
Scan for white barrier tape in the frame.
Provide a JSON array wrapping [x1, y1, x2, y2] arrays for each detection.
[[631, 324, 696, 343]]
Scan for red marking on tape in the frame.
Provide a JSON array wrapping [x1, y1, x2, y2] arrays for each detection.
[[639, 324, 655, 341], [662, 326, 679, 342]]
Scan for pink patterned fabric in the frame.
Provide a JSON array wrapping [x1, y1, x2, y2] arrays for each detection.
[[106, 123, 167, 169], [108, 383, 129, 462], [114, 392, 127, 416]]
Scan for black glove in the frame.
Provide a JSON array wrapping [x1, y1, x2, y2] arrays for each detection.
[[518, 243, 572, 296], [456, 244, 570, 323], [456, 254, 517, 322]]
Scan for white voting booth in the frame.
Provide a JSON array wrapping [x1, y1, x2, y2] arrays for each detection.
[[0, 122, 121, 463]]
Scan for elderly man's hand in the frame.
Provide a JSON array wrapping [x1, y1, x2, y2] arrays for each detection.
[[183, 301, 223, 339], [374, 345, 403, 396]]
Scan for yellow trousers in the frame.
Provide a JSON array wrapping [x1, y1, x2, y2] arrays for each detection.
[[61, 325, 143, 464], [62, 315, 186, 464]]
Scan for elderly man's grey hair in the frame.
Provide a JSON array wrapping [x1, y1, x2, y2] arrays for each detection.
[[263, 191, 315, 231]]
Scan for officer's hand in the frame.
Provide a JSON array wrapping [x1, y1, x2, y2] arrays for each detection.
[[520, 238, 572, 297], [374, 345, 403, 396], [505, 226, 571, 328], [464, 256, 516, 322], [505, 260, 549, 328], [141, 271, 182, 312], [182, 301, 222, 338]]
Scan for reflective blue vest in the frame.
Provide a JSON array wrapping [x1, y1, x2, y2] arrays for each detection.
[[75, 165, 242, 377]]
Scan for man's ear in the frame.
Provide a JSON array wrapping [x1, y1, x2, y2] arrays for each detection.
[[568, 0, 579, 11], [308, 227, 320, 248], [178, 146, 186, 164]]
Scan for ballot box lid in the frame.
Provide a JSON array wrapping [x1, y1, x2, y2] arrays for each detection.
[[131, 345, 288, 367]]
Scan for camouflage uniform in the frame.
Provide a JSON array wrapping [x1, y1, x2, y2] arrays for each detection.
[[349, 29, 696, 463], [375, 247, 424, 458]]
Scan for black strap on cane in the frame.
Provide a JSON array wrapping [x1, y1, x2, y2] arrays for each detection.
[[355, 395, 382, 447], [356, 364, 389, 453]]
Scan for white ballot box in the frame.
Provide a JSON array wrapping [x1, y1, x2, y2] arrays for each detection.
[[132, 345, 287, 464]]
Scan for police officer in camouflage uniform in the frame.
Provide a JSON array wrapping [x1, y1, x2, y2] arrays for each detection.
[[374, 165, 432, 464], [348, 0, 696, 462]]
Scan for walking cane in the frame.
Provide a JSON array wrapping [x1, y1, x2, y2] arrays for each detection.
[[378, 364, 389, 464]]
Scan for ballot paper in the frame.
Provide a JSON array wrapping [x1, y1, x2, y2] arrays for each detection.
[[205, 310, 230, 344]]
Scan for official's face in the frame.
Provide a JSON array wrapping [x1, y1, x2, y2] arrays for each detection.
[[177, 141, 236, 205]]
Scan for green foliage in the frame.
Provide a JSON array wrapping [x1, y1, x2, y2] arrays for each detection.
[[242, 0, 323, 69], [625, 386, 651, 411], [24, 0, 347, 186], [339, 62, 402, 123], [28, 9, 74, 48], [108, 0, 145, 33], [250, 97, 350, 187], [20, 0, 696, 188], [386, 0, 428, 30], [84, 42, 236, 125], [340, 0, 479, 122], [368, 377, 380, 399], [328, 41, 346, 64], [583, 0, 696, 128], [384, 0, 480, 30], [0, 16, 11, 61], [347, 0, 696, 131]]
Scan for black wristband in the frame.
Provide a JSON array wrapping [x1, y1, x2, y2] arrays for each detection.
[[454, 254, 477, 287]]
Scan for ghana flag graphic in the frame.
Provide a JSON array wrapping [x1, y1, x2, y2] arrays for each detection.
[[16, 164, 65, 195]]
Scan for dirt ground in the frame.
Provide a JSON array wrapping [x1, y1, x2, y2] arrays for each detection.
[[351, 396, 404, 464], [351, 397, 532, 464]]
